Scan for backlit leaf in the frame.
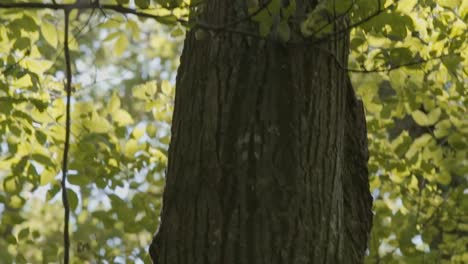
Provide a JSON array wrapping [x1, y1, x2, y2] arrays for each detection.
[[112, 109, 134, 127], [40, 21, 58, 48], [114, 34, 129, 57], [411, 108, 441, 126]]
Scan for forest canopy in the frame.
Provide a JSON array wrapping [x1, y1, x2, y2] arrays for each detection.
[[0, 0, 466, 263]]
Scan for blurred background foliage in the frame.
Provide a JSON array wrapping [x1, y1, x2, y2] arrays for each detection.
[[0, 0, 466, 263]]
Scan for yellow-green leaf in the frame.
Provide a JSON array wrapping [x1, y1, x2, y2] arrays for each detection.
[[17, 228, 29, 240], [21, 58, 54, 75], [124, 139, 139, 158], [114, 34, 129, 57], [40, 168, 57, 186], [133, 81, 157, 99], [3, 177, 20, 193], [108, 92, 121, 113], [12, 75, 33, 88], [411, 108, 441, 126], [161, 80, 172, 95], [426, 108, 442, 125], [8, 195, 25, 209], [112, 109, 134, 126], [132, 126, 145, 139], [84, 114, 112, 133], [405, 134, 433, 158], [438, 0, 461, 9], [436, 171, 451, 185], [146, 123, 157, 137], [40, 21, 58, 48], [434, 119, 451, 138]]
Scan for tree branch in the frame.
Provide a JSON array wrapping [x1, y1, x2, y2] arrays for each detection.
[[0, 1, 272, 35], [61, 9, 72, 264], [346, 53, 456, 73], [0, 2, 186, 22]]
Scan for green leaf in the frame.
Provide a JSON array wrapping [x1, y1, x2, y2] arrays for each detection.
[[32, 153, 55, 167], [133, 81, 157, 99], [426, 108, 442, 125], [17, 228, 29, 240], [282, 0, 297, 17], [268, 0, 282, 14], [441, 55, 463, 73], [13, 37, 30, 51], [83, 114, 112, 133], [170, 27, 185, 37], [68, 174, 91, 186], [5, 233, 17, 245], [124, 139, 139, 158], [8, 195, 25, 209], [405, 134, 432, 159], [411, 108, 441, 126], [259, 21, 273, 37], [15, 15, 38, 32], [40, 168, 57, 186], [411, 110, 428, 125], [438, 0, 461, 9], [391, 132, 412, 157], [135, 0, 150, 9], [161, 80, 172, 95], [40, 21, 58, 48], [146, 123, 157, 137], [155, 15, 178, 25], [114, 34, 129, 57], [436, 171, 451, 185], [107, 92, 121, 113], [277, 21, 291, 42], [47, 184, 60, 201], [433, 119, 451, 138], [112, 109, 134, 126], [3, 176, 20, 193], [387, 48, 413, 66], [12, 156, 28, 176], [132, 126, 145, 139], [116, 0, 130, 4], [253, 9, 273, 37], [67, 188, 79, 211], [447, 133, 467, 150]]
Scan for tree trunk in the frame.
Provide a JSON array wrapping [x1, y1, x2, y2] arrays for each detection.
[[149, 1, 373, 263]]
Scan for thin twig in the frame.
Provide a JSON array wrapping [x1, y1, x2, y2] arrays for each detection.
[[346, 54, 454, 73], [74, 4, 98, 39], [61, 9, 72, 264], [317, 43, 456, 73]]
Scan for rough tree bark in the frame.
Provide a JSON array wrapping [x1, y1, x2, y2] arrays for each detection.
[[149, 0, 373, 263]]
